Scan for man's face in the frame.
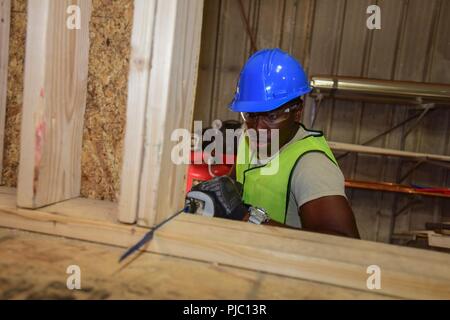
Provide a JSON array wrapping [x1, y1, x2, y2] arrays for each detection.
[[242, 99, 303, 151]]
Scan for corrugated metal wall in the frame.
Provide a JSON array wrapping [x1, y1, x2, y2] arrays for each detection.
[[193, 0, 450, 243]]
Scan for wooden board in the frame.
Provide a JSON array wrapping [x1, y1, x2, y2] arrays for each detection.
[[428, 232, 450, 249], [119, 0, 204, 226], [0, 0, 10, 186], [1, 187, 450, 299], [329, 141, 450, 163], [17, 0, 91, 208], [0, 228, 387, 299], [118, 0, 157, 224]]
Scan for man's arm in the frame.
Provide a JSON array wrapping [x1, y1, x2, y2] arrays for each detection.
[[242, 196, 360, 238], [299, 195, 360, 238]]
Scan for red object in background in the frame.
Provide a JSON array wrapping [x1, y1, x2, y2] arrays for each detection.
[[186, 120, 241, 192], [186, 151, 234, 192], [413, 187, 450, 195]]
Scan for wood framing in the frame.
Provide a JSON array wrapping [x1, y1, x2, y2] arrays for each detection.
[[329, 141, 450, 163], [18, 0, 91, 208], [1, 0, 449, 302], [1, 187, 449, 299], [119, 0, 204, 226], [1, 228, 390, 299], [0, 0, 10, 185], [118, 0, 157, 224]]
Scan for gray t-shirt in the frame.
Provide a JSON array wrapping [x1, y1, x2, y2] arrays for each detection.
[[250, 127, 347, 228]]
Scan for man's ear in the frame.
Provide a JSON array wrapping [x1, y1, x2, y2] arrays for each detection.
[[294, 106, 303, 123]]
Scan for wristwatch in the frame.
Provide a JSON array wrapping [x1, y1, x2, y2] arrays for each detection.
[[248, 207, 270, 225]]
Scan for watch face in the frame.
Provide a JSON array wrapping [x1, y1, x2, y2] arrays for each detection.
[[248, 207, 269, 224]]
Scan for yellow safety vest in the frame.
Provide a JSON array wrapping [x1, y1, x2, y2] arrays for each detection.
[[236, 126, 339, 223]]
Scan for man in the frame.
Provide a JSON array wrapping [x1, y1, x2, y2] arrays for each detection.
[[228, 48, 360, 239]]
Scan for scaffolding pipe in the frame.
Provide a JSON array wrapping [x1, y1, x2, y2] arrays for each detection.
[[310, 76, 450, 105]]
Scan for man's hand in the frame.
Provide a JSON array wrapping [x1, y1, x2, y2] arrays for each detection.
[[299, 195, 360, 239], [191, 176, 248, 221]]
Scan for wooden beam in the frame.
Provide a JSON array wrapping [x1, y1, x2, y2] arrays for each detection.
[[118, 0, 156, 224], [429, 233, 450, 249], [119, 0, 204, 225], [1, 187, 449, 299], [0, 228, 388, 299], [18, 0, 91, 208], [329, 141, 450, 163], [0, 0, 10, 185]]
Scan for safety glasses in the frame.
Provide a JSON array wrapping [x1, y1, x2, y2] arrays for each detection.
[[240, 100, 302, 125]]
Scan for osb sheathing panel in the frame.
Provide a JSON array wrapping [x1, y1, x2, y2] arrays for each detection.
[[3, 0, 26, 189], [82, 0, 133, 201], [2, 0, 133, 202]]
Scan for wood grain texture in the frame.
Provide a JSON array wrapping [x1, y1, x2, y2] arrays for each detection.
[[18, 0, 91, 208], [137, 0, 204, 226], [0, 187, 449, 299], [0, 0, 10, 186], [119, 0, 205, 226], [118, 0, 156, 223], [0, 228, 387, 299]]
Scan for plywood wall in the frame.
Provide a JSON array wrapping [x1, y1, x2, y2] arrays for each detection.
[[81, 0, 133, 201], [2, 0, 133, 202], [3, 0, 25, 188], [194, 0, 450, 242]]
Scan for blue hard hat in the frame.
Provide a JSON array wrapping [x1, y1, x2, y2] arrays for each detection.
[[228, 48, 312, 113]]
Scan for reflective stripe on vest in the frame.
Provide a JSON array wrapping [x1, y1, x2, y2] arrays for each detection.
[[236, 127, 338, 224]]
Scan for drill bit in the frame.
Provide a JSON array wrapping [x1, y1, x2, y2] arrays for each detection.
[[119, 207, 187, 262]]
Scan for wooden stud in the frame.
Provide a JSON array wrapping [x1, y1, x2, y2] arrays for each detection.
[[0, 227, 390, 300], [0, 0, 10, 185], [118, 0, 157, 224], [119, 0, 204, 226], [17, 0, 91, 208]]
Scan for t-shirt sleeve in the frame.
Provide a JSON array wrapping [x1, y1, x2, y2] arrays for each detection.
[[290, 152, 347, 208]]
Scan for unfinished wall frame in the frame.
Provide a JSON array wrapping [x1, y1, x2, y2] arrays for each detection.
[[119, 0, 205, 226], [1, 186, 450, 299], [0, 0, 449, 300]]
